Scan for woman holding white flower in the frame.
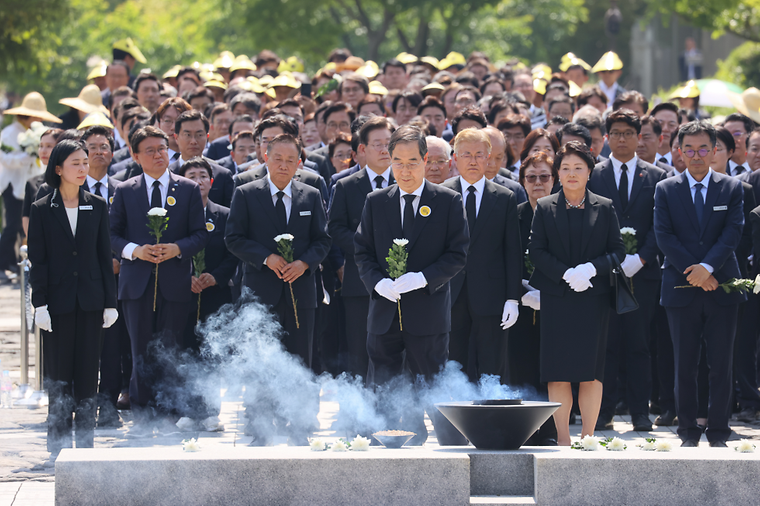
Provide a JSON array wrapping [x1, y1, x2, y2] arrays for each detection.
[[528, 141, 625, 446], [27, 140, 118, 453]]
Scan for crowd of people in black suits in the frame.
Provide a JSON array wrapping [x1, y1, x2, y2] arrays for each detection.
[[5, 41, 760, 452]]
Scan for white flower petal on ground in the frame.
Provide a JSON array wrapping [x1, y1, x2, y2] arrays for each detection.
[[655, 439, 673, 452], [620, 227, 637, 236], [393, 238, 409, 247], [607, 437, 626, 451], [350, 435, 370, 451], [331, 440, 348, 452], [310, 439, 326, 451], [148, 207, 167, 216], [640, 441, 657, 451], [735, 440, 756, 453], [581, 435, 600, 451], [182, 438, 201, 452]]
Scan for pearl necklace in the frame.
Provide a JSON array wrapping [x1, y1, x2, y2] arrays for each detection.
[[565, 196, 586, 209]]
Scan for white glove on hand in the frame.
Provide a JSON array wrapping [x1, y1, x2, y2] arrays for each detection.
[[569, 277, 593, 292], [501, 300, 519, 329], [103, 308, 119, 329], [375, 278, 400, 302], [35, 305, 52, 332], [521, 291, 541, 310], [393, 272, 428, 294], [574, 262, 597, 281], [621, 254, 644, 278], [521, 279, 536, 292]]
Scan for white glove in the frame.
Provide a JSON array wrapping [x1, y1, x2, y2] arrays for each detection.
[[375, 278, 400, 302], [103, 308, 119, 329], [574, 262, 596, 281], [393, 272, 428, 294], [521, 279, 536, 292], [569, 278, 593, 292], [501, 300, 519, 329], [521, 291, 541, 310], [621, 254, 644, 278], [35, 305, 52, 332]]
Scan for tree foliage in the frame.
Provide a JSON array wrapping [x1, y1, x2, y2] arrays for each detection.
[[644, 0, 760, 43]]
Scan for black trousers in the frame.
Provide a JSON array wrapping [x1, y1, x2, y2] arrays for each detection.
[[733, 294, 760, 410], [122, 274, 190, 415], [343, 295, 370, 378], [98, 299, 130, 410], [666, 292, 738, 443], [271, 289, 315, 368], [367, 314, 467, 446], [0, 185, 22, 271], [449, 283, 509, 383], [652, 301, 676, 412], [45, 304, 102, 450], [600, 278, 658, 419]]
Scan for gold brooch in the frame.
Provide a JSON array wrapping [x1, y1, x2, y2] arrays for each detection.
[[167, 196, 176, 206], [419, 205, 431, 217]]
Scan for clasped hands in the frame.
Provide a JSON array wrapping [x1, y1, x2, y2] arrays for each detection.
[[374, 272, 428, 302], [135, 243, 181, 264], [684, 264, 718, 291], [563, 262, 597, 292], [191, 273, 217, 294], [266, 254, 307, 283]]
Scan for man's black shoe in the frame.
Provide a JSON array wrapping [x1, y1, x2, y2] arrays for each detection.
[[709, 441, 728, 448], [654, 410, 677, 426], [681, 439, 698, 447], [632, 415, 653, 432], [595, 417, 613, 431]]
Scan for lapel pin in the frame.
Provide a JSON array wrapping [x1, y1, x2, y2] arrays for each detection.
[[419, 205, 431, 217], [167, 196, 176, 206], [109, 196, 114, 205], [206, 222, 215, 232]]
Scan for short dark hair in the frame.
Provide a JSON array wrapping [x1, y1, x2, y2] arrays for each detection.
[[556, 123, 591, 147], [577, 86, 608, 108], [486, 100, 515, 125], [519, 151, 557, 186], [650, 102, 680, 122], [45, 140, 87, 188], [174, 109, 209, 135], [186, 86, 214, 104], [120, 105, 150, 130], [605, 109, 642, 135], [323, 102, 356, 125], [382, 59, 406, 74], [520, 128, 560, 161], [357, 94, 386, 115], [388, 125, 427, 159], [546, 116, 570, 129], [350, 115, 372, 152], [179, 156, 212, 178], [108, 86, 134, 110], [339, 73, 370, 95], [231, 130, 255, 150], [329, 132, 353, 159], [229, 115, 254, 136], [612, 90, 649, 115], [230, 92, 262, 115], [416, 96, 446, 118], [451, 106, 487, 134], [359, 116, 395, 146], [177, 66, 201, 84], [107, 60, 130, 76], [392, 91, 423, 114], [575, 115, 605, 136], [131, 125, 168, 153], [41, 128, 64, 143], [81, 126, 115, 152], [266, 133, 302, 156], [548, 95, 575, 115], [480, 76, 506, 96], [640, 115, 662, 136], [209, 103, 231, 124], [133, 73, 160, 93], [255, 114, 299, 140], [58, 129, 83, 142], [724, 113, 755, 135], [497, 114, 531, 137], [156, 97, 192, 121], [714, 126, 736, 154], [315, 100, 334, 124], [678, 120, 717, 149], [113, 97, 140, 122], [554, 140, 595, 174]]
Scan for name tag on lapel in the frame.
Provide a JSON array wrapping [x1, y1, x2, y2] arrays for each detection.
[[713, 205, 728, 211], [300, 211, 311, 216], [79, 205, 93, 211]]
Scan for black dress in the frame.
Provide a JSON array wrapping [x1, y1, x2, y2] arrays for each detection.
[[539, 207, 610, 383]]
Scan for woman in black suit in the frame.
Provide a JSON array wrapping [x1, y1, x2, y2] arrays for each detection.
[[28, 140, 118, 453], [528, 141, 624, 446]]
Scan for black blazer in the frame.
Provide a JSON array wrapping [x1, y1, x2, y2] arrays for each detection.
[[516, 201, 534, 280], [528, 189, 625, 297], [205, 136, 231, 160], [233, 163, 328, 203], [197, 200, 237, 311], [225, 178, 331, 309], [28, 188, 117, 314], [750, 204, 760, 278], [328, 168, 395, 298], [442, 178, 522, 314], [354, 181, 469, 336], [587, 158, 667, 281], [169, 157, 234, 208], [491, 174, 528, 204], [737, 181, 757, 277], [111, 158, 142, 182], [27, 176, 119, 218], [215, 155, 236, 173]]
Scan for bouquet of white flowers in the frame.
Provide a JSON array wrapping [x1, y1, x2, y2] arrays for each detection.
[[17, 122, 49, 159]]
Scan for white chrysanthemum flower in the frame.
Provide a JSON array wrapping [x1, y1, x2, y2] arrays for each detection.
[[581, 435, 600, 451], [753, 275, 760, 295], [620, 227, 637, 236], [182, 438, 200, 452], [274, 233, 294, 242], [735, 440, 756, 453], [393, 238, 409, 247], [607, 437, 626, 451], [350, 435, 370, 451], [148, 207, 167, 216], [655, 439, 673, 452], [310, 439, 325, 451], [640, 441, 657, 451], [331, 440, 348, 452]]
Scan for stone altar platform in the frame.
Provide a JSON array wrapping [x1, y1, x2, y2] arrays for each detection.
[[56, 445, 760, 506]]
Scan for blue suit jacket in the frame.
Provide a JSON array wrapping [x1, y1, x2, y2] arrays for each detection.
[[110, 172, 209, 301], [654, 170, 746, 307], [205, 135, 231, 160]]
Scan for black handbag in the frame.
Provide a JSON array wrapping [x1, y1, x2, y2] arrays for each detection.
[[606, 254, 639, 314]]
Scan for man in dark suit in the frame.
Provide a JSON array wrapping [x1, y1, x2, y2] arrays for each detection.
[[442, 128, 521, 383], [110, 126, 208, 432], [225, 133, 331, 444], [588, 110, 667, 432], [654, 120, 746, 447], [483, 127, 528, 204], [354, 125, 469, 445], [208, 115, 255, 169], [328, 117, 395, 378], [636, 115, 675, 174], [167, 110, 234, 207]]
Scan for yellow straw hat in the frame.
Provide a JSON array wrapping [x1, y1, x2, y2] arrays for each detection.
[[59, 85, 110, 116], [727, 87, 760, 124], [669, 80, 701, 99], [592, 51, 623, 72], [77, 112, 114, 130], [5, 92, 62, 123], [112, 38, 147, 64]]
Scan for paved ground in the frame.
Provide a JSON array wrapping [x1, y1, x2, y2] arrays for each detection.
[[2, 279, 760, 505]]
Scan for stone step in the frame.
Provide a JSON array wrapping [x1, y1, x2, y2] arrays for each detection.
[[470, 495, 536, 505]]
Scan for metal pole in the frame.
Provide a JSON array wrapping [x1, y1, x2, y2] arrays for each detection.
[[33, 325, 42, 391], [19, 246, 29, 385]]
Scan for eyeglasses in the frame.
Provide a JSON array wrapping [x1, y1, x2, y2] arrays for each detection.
[[86, 144, 111, 153], [524, 174, 552, 183], [608, 131, 637, 140], [503, 132, 525, 141], [392, 161, 423, 171], [368, 142, 390, 152], [682, 148, 712, 158], [457, 152, 487, 162], [180, 132, 207, 141], [427, 159, 449, 166], [341, 86, 363, 94], [143, 146, 168, 157], [326, 122, 350, 130], [731, 131, 746, 137]]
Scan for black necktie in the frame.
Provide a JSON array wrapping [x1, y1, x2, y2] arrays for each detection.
[[618, 163, 629, 211], [694, 182, 704, 226], [91, 182, 102, 199], [735, 165, 746, 176], [374, 175, 384, 190], [466, 185, 477, 233], [658, 157, 668, 164], [402, 194, 415, 240], [171, 152, 180, 161], [150, 180, 162, 209], [275, 191, 287, 230]]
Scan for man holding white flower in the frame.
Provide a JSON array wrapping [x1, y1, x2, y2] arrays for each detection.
[[588, 109, 667, 432]]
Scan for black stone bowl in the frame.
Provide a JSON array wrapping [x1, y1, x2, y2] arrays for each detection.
[[435, 400, 561, 450]]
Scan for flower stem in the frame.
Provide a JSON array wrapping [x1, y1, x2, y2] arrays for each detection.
[[153, 264, 158, 312], [197, 292, 201, 322], [289, 282, 300, 329], [397, 298, 403, 331]]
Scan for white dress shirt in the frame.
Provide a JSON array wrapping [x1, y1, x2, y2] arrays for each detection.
[[459, 175, 485, 217], [684, 168, 714, 273], [598, 81, 620, 108], [610, 154, 637, 199], [121, 170, 171, 260], [366, 166, 392, 189], [399, 181, 424, 228], [85, 174, 109, 201], [658, 151, 672, 165], [268, 174, 293, 223], [65, 207, 78, 236]]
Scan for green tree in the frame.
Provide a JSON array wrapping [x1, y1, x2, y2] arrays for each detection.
[[644, 0, 760, 43]]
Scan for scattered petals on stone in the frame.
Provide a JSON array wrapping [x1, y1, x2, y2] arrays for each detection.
[[655, 439, 673, 452], [735, 440, 756, 453], [640, 441, 657, 451], [350, 435, 370, 451], [331, 440, 348, 452], [182, 438, 201, 452], [310, 439, 326, 451]]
